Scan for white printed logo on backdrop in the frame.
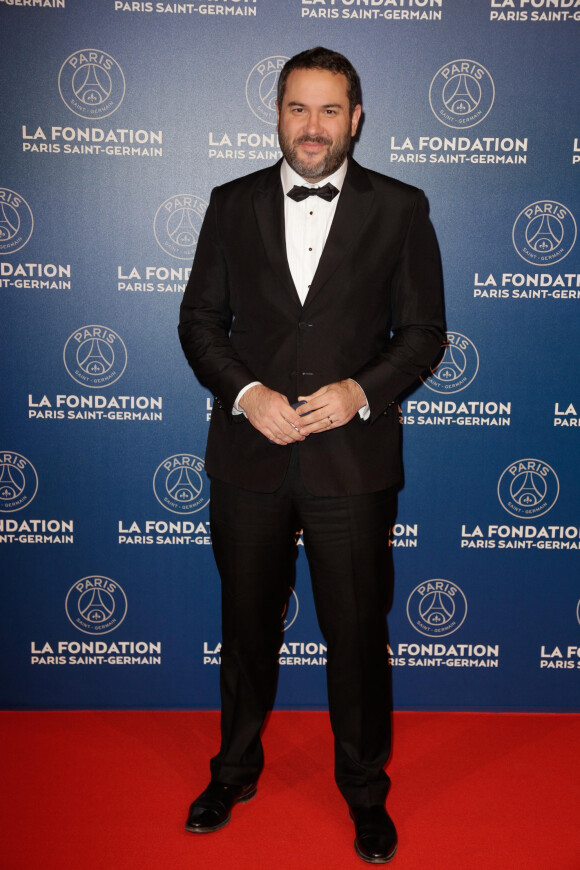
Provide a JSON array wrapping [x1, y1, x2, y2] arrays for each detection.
[[497, 459, 560, 519], [63, 326, 128, 388], [407, 579, 468, 638], [154, 194, 207, 260], [512, 201, 577, 266], [153, 454, 210, 515], [429, 59, 495, 128], [59, 49, 126, 119], [0, 452, 39, 512], [0, 189, 34, 255], [421, 332, 479, 393], [246, 56, 288, 125], [65, 576, 128, 635], [282, 588, 299, 632]]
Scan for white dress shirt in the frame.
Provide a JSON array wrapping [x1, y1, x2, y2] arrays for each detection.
[[234, 158, 368, 417], [281, 158, 347, 305]]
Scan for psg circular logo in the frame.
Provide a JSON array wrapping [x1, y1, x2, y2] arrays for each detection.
[[422, 332, 479, 394], [282, 588, 299, 632], [154, 194, 207, 260], [0, 452, 38, 513], [0, 188, 34, 255], [407, 579, 467, 638], [512, 201, 576, 266], [429, 59, 494, 129], [246, 56, 288, 125], [63, 325, 127, 388], [153, 454, 209, 514], [65, 576, 128, 635], [497, 458, 559, 519], [59, 49, 125, 119]]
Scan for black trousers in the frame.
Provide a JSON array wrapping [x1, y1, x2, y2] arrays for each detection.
[[208, 447, 397, 809]]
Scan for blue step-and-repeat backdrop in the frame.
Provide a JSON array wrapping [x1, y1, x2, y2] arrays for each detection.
[[1, 0, 579, 712]]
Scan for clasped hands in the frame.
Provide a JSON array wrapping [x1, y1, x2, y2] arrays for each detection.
[[238, 381, 366, 446]]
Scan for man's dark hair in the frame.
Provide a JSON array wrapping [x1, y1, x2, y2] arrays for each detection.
[[277, 47, 362, 115]]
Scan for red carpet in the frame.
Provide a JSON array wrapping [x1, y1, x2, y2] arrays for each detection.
[[1, 710, 578, 869]]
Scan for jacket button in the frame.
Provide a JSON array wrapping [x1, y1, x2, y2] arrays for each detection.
[[298, 321, 313, 330]]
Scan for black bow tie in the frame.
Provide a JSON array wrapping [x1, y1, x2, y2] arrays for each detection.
[[286, 183, 339, 202]]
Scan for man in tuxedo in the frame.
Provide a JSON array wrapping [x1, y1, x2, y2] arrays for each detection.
[[178, 47, 444, 863]]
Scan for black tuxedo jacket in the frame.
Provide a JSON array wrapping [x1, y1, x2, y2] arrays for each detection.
[[178, 157, 445, 496]]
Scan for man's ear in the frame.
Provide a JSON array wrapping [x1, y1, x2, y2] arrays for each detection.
[[351, 104, 362, 137]]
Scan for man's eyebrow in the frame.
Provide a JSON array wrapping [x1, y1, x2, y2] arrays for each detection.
[[286, 101, 343, 109]]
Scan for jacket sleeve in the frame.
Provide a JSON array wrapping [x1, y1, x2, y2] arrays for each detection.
[[353, 189, 445, 422], [177, 189, 257, 413]]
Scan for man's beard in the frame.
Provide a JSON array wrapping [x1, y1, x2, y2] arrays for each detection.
[[278, 129, 351, 182]]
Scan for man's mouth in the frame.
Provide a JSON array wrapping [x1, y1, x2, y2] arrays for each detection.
[[296, 136, 331, 152]]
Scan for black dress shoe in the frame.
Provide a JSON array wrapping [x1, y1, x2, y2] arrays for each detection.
[[185, 781, 257, 833], [350, 805, 398, 864]]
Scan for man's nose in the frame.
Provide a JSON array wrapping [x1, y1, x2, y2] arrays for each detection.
[[304, 112, 324, 135]]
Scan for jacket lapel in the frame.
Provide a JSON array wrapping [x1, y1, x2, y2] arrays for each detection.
[[251, 158, 375, 309], [304, 158, 375, 308], [252, 162, 302, 307]]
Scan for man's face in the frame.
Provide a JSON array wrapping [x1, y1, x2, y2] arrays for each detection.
[[276, 68, 361, 183]]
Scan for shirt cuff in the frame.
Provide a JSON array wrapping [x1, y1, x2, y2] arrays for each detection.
[[349, 378, 370, 421], [233, 381, 262, 415]]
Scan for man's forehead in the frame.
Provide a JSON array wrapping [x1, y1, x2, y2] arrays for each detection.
[[282, 68, 350, 104]]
